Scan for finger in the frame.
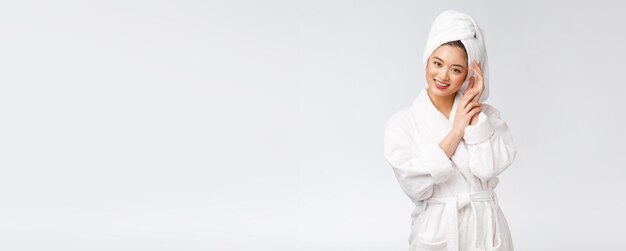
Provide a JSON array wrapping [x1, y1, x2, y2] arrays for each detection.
[[462, 91, 478, 106], [464, 101, 481, 112], [469, 106, 482, 116], [472, 94, 481, 103], [468, 76, 475, 89], [463, 90, 479, 103], [464, 90, 479, 99], [472, 89, 482, 101], [473, 62, 483, 78], [470, 60, 480, 73], [463, 101, 481, 112]]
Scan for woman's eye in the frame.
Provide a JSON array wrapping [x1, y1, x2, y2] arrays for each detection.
[[434, 61, 441, 66], [452, 69, 461, 73]]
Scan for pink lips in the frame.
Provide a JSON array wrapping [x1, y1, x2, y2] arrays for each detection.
[[434, 80, 449, 90]]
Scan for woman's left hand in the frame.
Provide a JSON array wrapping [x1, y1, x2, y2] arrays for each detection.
[[467, 60, 484, 125]]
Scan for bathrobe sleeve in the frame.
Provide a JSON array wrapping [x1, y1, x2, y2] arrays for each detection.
[[463, 104, 517, 181], [384, 112, 456, 203]]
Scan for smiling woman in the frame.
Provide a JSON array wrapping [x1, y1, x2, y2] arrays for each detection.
[[384, 10, 517, 251], [426, 42, 469, 117]]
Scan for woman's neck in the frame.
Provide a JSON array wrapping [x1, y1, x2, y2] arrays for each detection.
[[427, 90, 456, 119]]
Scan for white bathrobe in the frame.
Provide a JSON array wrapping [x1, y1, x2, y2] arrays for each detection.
[[384, 87, 517, 251]]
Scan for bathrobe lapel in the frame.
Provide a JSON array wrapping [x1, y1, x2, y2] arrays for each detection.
[[412, 87, 472, 179], [412, 87, 461, 143]]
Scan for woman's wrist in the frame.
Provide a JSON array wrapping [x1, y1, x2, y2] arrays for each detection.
[[452, 127, 465, 138]]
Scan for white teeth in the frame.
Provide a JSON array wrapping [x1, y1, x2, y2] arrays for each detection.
[[435, 80, 449, 87]]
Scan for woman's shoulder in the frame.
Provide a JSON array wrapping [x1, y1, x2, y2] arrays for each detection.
[[386, 106, 413, 122]]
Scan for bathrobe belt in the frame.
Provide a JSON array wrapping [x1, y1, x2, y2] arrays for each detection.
[[424, 189, 501, 250]]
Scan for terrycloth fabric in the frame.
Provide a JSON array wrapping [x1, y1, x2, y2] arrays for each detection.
[[384, 87, 517, 250], [423, 10, 490, 102]]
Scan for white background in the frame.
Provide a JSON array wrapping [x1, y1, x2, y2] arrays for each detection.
[[1, 1, 625, 250]]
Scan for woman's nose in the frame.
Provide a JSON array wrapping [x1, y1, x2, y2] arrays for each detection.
[[437, 71, 449, 81]]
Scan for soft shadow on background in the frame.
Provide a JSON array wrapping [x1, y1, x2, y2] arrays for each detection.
[[1, 1, 624, 250]]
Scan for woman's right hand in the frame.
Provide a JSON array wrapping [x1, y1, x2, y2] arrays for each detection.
[[452, 90, 482, 136]]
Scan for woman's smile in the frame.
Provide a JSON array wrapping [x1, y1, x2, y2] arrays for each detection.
[[434, 79, 450, 89]]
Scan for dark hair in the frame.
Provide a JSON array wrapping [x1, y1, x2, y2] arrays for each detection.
[[441, 40, 467, 58]]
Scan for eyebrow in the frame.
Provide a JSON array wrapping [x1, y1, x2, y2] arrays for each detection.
[[433, 56, 465, 69]]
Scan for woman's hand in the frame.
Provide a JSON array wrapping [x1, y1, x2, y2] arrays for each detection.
[[466, 60, 484, 125], [467, 60, 485, 101], [452, 89, 482, 136]]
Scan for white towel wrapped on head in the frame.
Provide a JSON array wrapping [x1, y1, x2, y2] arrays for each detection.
[[423, 10, 490, 102]]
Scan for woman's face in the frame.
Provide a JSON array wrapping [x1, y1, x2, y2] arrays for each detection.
[[425, 45, 468, 98]]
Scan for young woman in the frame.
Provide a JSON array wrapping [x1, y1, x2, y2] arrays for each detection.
[[384, 10, 517, 251]]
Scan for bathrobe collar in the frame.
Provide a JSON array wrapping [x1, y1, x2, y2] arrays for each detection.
[[412, 86, 463, 128], [412, 86, 472, 180]]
